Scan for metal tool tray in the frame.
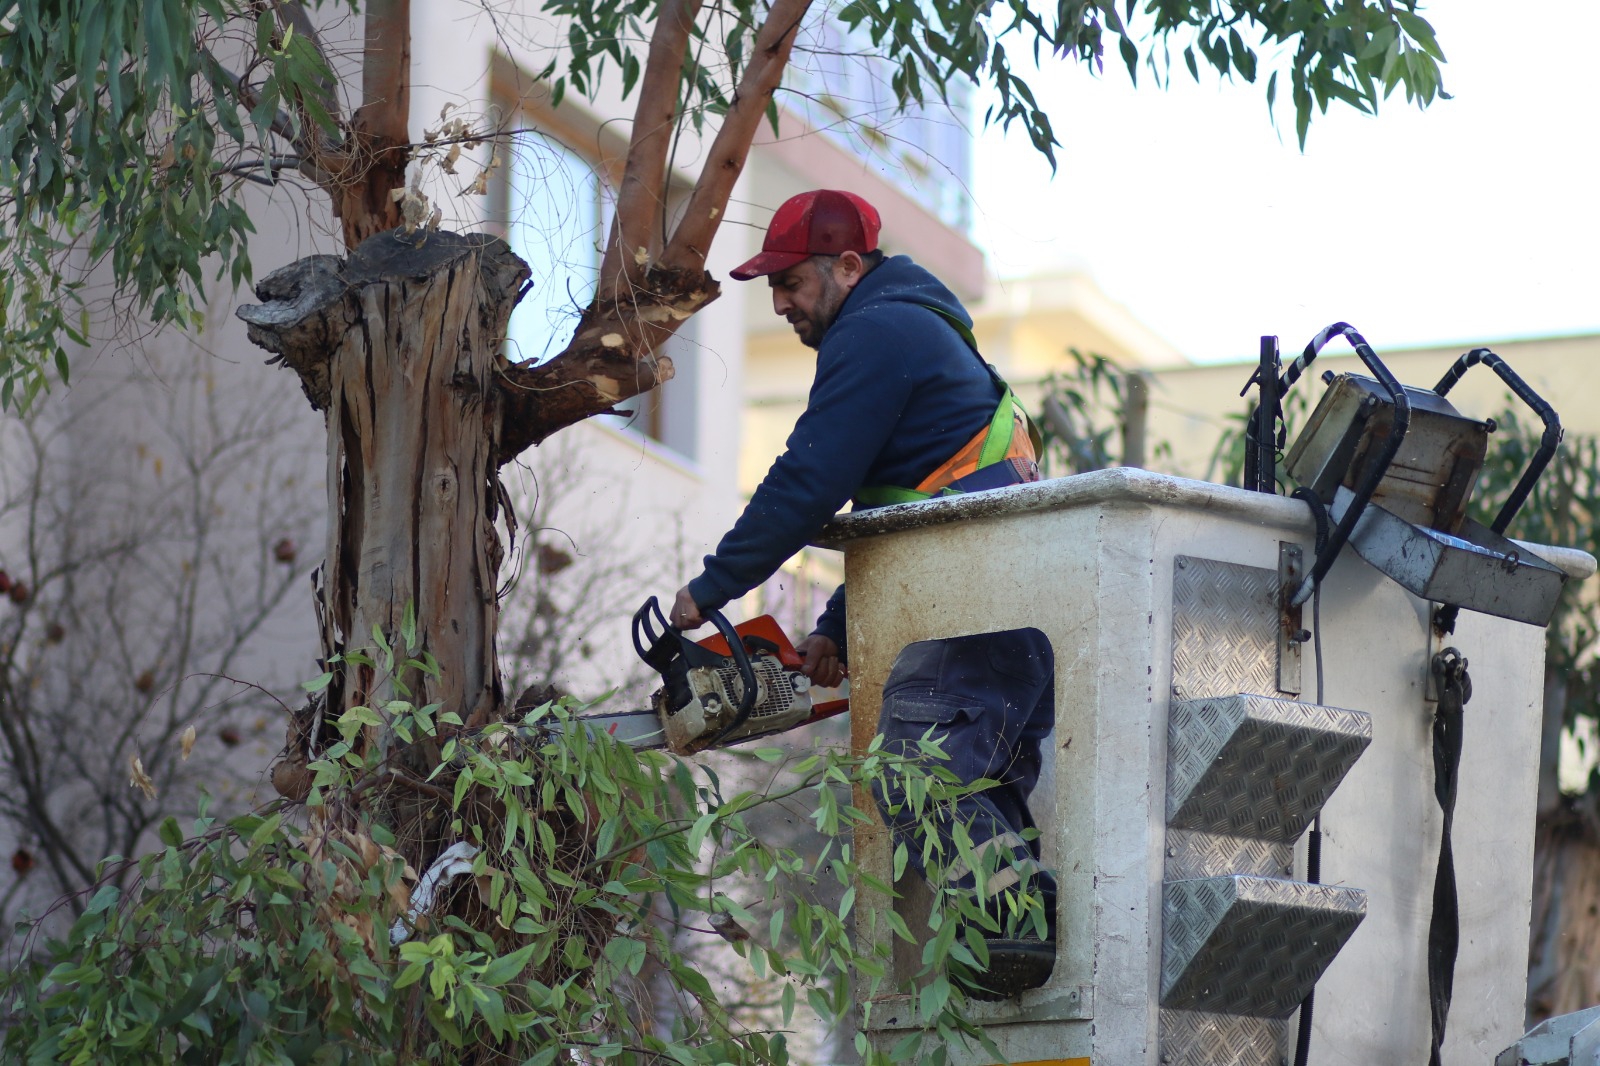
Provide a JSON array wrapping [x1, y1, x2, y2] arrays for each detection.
[[1330, 484, 1566, 626]]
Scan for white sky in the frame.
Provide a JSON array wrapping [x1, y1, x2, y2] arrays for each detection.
[[971, 0, 1600, 365]]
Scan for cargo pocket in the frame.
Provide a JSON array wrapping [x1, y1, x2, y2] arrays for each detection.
[[884, 691, 975, 728]]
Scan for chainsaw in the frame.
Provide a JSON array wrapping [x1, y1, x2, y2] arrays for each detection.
[[560, 597, 848, 755]]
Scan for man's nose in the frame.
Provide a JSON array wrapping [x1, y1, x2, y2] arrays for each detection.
[[772, 290, 792, 316]]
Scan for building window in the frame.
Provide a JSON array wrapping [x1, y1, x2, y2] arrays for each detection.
[[505, 136, 606, 366], [498, 110, 699, 463]]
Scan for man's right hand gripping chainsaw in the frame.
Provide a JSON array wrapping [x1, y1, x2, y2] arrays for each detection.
[[560, 596, 848, 756]]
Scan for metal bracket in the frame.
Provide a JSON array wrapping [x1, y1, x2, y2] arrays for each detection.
[[1278, 542, 1305, 695], [1425, 610, 1447, 703]]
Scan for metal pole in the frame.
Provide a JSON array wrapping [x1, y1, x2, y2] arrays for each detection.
[[1122, 371, 1149, 469], [1254, 335, 1280, 493]]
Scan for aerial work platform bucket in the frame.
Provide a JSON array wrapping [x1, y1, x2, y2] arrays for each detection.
[[818, 467, 1594, 1066]]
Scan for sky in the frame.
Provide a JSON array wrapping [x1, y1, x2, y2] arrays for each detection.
[[970, 0, 1600, 365]]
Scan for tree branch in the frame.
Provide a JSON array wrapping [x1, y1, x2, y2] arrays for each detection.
[[598, 0, 707, 301], [204, 49, 301, 147], [355, 0, 411, 147], [310, 0, 410, 246], [661, 0, 812, 271]]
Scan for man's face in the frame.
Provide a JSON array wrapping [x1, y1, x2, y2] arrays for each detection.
[[768, 258, 850, 350]]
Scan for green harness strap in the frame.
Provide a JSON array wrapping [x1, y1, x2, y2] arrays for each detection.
[[854, 391, 1022, 506], [853, 304, 1040, 508]]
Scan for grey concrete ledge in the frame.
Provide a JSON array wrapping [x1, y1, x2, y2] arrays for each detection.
[[814, 466, 1597, 581]]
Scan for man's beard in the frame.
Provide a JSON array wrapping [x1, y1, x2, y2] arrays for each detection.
[[792, 272, 847, 350]]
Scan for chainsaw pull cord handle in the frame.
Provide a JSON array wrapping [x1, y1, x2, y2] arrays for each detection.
[[1282, 323, 1411, 606], [1433, 348, 1563, 536]]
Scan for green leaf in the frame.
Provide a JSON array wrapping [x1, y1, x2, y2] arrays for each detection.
[[780, 980, 796, 1025], [686, 811, 717, 855], [479, 942, 537, 987], [1394, 10, 1446, 61], [400, 600, 417, 651], [249, 812, 283, 846]]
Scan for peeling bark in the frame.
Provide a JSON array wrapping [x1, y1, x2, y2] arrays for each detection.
[[278, 0, 410, 249], [328, 135, 411, 248], [239, 230, 531, 771]]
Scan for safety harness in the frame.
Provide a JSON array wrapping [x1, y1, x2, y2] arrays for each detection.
[[854, 305, 1043, 507]]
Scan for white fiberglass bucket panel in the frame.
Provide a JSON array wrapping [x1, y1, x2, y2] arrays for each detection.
[[820, 467, 1592, 1066]]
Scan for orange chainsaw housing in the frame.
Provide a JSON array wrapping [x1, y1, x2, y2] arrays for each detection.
[[694, 615, 849, 719]]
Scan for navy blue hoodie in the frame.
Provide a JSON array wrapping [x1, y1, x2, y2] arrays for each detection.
[[687, 255, 1001, 652]]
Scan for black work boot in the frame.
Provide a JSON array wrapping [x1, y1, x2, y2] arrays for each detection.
[[958, 889, 1057, 1001]]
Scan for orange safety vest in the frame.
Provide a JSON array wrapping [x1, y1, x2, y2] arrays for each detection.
[[854, 305, 1042, 507]]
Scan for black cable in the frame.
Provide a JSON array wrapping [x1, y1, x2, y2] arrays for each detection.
[[1292, 492, 1329, 1066], [1427, 650, 1469, 1066], [1314, 576, 1325, 711]]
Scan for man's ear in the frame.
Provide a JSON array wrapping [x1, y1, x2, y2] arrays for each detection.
[[836, 250, 866, 292]]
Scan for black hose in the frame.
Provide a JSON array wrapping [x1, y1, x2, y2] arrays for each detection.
[[1292, 490, 1329, 1066]]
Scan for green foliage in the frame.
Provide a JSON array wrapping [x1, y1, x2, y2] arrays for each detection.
[[1471, 402, 1600, 735], [0, 0, 1447, 408], [2, 680, 1034, 1064], [1135, 0, 1450, 146], [1037, 350, 1131, 475], [539, 0, 1449, 172], [1035, 349, 1168, 475], [0, 0, 343, 408]]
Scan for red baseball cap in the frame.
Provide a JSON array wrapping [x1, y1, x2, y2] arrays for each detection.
[[730, 189, 882, 281]]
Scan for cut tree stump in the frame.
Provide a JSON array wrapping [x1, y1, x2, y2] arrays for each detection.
[[240, 229, 531, 778]]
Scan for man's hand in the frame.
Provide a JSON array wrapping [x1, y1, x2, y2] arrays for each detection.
[[669, 586, 705, 630], [796, 634, 846, 688]]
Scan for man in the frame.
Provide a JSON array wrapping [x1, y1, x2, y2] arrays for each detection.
[[668, 189, 1056, 995]]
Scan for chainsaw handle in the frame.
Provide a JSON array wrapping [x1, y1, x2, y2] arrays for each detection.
[[1434, 348, 1563, 535], [631, 596, 673, 667], [633, 595, 758, 746]]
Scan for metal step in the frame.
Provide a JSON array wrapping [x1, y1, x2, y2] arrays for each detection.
[[1161, 875, 1366, 1017]]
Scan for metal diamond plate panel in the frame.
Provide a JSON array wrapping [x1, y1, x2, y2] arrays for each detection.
[[1171, 557, 1278, 701], [1161, 875, 1367, 1017], [1158, 1009, 1288, 1066], [1164, 829, 1293, 881], [1167, 694, 1373, 838]]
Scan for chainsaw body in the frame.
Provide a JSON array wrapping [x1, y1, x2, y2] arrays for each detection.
[[632, 599, 836, 755]]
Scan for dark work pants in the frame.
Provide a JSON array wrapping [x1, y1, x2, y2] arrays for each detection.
[[872, 629, 1056, 902]]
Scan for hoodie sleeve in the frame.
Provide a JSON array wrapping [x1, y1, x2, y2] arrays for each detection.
[[687, 314, 912, 611], [811, 583, 847, 663]]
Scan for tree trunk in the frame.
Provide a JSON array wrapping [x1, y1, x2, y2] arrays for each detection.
[[238, 229, 530, 791], [1524, 665, 1600, 1027], [1527, 802, 1600, 1025]]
